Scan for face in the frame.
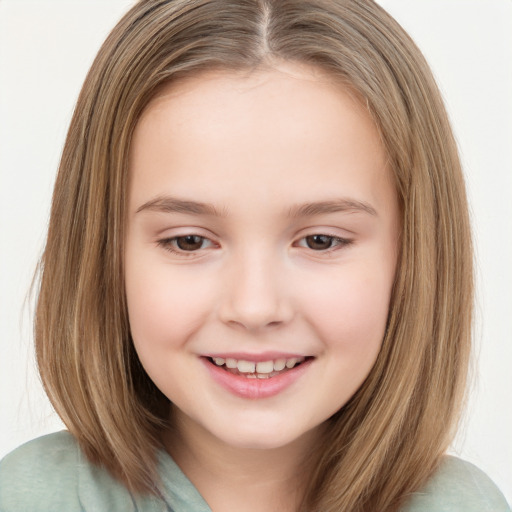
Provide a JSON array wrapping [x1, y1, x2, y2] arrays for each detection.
[[125, 62, 400, 452]]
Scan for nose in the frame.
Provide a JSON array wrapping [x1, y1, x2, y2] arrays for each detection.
[[218, 250, 294, 331]]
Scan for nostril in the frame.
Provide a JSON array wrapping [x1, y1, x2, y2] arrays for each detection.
[[217, 271, 294, 330]]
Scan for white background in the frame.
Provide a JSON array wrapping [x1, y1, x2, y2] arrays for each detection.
[[1, 0, 511, 504]]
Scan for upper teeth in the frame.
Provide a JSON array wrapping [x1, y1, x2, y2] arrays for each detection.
[[212, 357, 304, 374]]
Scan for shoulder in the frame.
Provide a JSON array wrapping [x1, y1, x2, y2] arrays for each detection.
[[402, 455, 511, 512], [0, 431, 81, 511], [0, 431, 151, 512]]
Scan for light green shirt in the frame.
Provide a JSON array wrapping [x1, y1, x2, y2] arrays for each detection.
[[0, 431, 509, 511]]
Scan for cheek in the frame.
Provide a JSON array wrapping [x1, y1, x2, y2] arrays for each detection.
[[125, 259, 214, 349], [302, 263, 393, 354], [124, 261, 216, 400]]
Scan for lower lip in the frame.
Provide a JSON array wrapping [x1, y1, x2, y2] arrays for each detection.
[[202, 358, 312, 399]]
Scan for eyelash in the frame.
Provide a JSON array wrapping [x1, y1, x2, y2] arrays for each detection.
[[157, 235, 215, 255], [157, 233, 353, 256], [295, 234, 353, 252]]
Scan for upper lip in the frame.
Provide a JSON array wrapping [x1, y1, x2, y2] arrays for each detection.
[[202, 352, 310, 362]]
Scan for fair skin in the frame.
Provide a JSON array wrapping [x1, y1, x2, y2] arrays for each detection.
[[125, 61, 400, 511]]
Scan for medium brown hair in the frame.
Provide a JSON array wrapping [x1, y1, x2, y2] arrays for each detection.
[[35, 1, 473, 510]]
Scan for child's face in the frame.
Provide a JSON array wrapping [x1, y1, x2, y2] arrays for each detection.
[[125, 62, 400, 452]]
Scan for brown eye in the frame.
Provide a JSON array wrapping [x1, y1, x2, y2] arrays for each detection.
[[175, 235, 205, 251], [296, 234, 353, 252], [304, 234, 335, 250], [157, 234, 215, 255]]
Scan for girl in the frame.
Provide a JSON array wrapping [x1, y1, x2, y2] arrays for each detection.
[[0, 1, 510, 511]]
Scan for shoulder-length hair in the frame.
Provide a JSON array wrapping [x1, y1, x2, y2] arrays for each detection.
[[35, 1, 473, 510]]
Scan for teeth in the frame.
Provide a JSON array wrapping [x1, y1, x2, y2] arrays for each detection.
[[211, 356, 306, 374], [255, 360, 274, 374], [273, 359, 286, 371], [237, 360, 256, 373], [285, 357, 298, 368]]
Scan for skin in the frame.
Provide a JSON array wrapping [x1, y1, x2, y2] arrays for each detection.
[[125, 61, 400, 511]]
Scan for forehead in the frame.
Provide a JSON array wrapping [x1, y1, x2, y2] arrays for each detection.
[[146, 61, 351, 110], [128, 62, 393, 214], [139, 63, 369, 138]]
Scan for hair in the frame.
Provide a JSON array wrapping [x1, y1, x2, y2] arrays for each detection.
[[35, 1, 473, 510]]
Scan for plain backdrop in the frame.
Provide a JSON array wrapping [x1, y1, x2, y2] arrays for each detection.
[[1, 0, 511, 504]]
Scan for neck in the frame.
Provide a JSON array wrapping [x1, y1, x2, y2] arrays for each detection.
[[164, 410, 322, 512]]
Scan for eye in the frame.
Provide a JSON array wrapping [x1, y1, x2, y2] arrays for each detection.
[[174, 235, 207, 251], [158, 235, 214, 254], [297, 234, 352, 251]]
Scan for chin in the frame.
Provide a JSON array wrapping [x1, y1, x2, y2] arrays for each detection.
[[212, 422, 320, 452]]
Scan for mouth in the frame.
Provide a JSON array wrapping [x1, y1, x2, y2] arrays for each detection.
[[202, 355, 314, 399], [206, 355, 312, 379]]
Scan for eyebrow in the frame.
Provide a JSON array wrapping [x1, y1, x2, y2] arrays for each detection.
[[287, 198, 377, 218], [136, 196, 226, 216], [136, 195, 377, 218]]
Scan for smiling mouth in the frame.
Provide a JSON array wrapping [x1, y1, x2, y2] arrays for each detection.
[[206, 356, 311, 379]]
